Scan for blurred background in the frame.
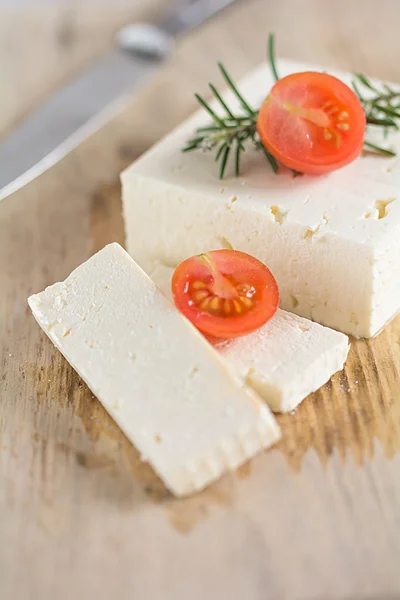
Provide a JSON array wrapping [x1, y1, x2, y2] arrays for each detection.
[[0, 0, 165, 139], [1, 0, 400, 144]]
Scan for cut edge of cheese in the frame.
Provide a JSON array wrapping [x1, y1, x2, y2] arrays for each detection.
[[242, 327, 350, 413], [28, 243, 280, 497]]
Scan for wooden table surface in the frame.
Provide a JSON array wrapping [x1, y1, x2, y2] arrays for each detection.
[[1, 1, 400, 598]]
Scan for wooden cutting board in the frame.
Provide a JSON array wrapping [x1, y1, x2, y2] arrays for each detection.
[[1, 1, 400, 598]]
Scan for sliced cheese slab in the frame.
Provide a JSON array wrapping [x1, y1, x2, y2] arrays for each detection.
[[151, 264, 350, 413], [28, 243, 280, 497], [121, 59, 400, 338]]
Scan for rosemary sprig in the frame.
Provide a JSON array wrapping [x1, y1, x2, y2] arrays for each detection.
[[183, 34, 400, 179], [182, 62, 270, 179], [182, 37, 280, 179], [351, 72, 400, 154]]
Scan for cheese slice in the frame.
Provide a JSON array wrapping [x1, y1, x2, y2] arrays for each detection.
[[121, 59, 400, 338], [28, 243, 280, 497], [151, 264, 350, 413]]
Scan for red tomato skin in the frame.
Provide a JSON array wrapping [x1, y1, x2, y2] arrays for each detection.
[[257, 72, 366, 175]]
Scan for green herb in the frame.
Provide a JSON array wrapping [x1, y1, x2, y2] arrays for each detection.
[[351, 73, 400, 155], [363, 140, 396, 156], [182, 61, 270, 179], [268, 33, 280, 82], [183, 34, 399, 179]]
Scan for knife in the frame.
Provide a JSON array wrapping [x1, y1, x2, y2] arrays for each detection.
[[0, 0, 237, 199]]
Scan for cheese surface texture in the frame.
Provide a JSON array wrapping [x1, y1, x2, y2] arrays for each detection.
[[122, 60, 400, 338], [151, 265, 350, 413], [28, 243, 280, 497]]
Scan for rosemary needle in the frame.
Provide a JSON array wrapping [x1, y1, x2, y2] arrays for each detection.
[[268, 33, 280, 82], [208, 83, 235, 119], [257, 142, 279, 173], [215, 143, 227, 162], [220, 145, 231, 179], [235, 139, 241, 176], [194, 93, 225, 127], [217, 62, 256, 116], [363, 141, 396, 156], [354, 72, 380, 94]]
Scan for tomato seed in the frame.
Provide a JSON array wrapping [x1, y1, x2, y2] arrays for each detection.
[[240, 296, 254, 309], [209, 297, 221, 312], [192, 290, 209, 302], [223, 300, 232, 315], [200, 297, 211, 310], [233, 299, 243, 314], [192, 281, 207, 290]]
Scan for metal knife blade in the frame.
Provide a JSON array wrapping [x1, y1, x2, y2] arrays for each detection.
[[0, 0, 237, 198]]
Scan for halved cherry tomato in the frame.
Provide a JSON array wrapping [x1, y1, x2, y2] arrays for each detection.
[[171, 250, 279, 339], [257, 72, 366, 175]]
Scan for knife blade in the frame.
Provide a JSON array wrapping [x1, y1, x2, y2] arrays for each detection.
[[0, 0, 237, 199]]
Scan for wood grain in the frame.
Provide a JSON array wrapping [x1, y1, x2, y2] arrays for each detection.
[[1, 1, 400, 598]]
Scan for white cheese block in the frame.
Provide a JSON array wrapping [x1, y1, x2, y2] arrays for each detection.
[[121, 59, 400, 338], [28, 243, 280, 497], [150, 264, 350, 413]]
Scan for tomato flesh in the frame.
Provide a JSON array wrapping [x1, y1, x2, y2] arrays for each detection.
[[257, 72, 366, 175], [172, 250, 279, 339]]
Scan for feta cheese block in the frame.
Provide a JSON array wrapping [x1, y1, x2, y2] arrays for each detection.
[[150, 264, 350, 413], [122, 59, 400, 338], [28, 243, 280, 497]]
